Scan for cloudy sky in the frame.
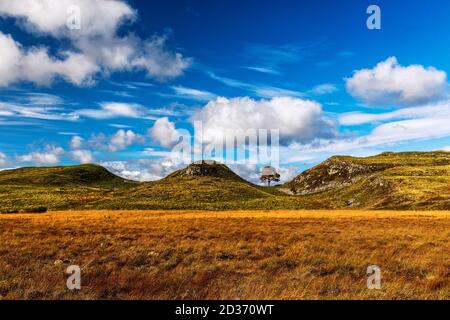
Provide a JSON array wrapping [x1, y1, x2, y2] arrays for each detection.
[[1, 0, 450, 183]]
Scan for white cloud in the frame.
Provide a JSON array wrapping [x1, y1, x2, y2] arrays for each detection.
[[142, 148, 173, 157], [0, 152, 8, 165], [191, 96, 336, 146], [108, 129, 145, 152], [102, 159, 184, 181], [254, 87, 304, 98], [346, 57, 447, 106], [149, 117, 180, 148], [70, 149, 94, 164], [0, 101, 79, 121], [208, 72, 304, 98], [309, 83, 338, 95], [367, 117, 450, 145], [244, 66, 280, 75], [340, 100, 450, 126], [172, 86, 216, 101], [17, 145, 64, 164], [24, 93, 63, 105], [78, 102, 146, 119], [291, 115, 450, 156], [70, 136, 84, 149], [0, 1, 191, 87], [0, 32, 99, 87], [0, 0, 135, 38], [440, 146, 450, 151], [132, 36, 192, 81]]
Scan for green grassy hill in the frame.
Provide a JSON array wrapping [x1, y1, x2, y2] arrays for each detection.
[[288, 151, 450, 209], [0, 152, 449, 212], [93, 161, 282, 210], [0, 164, 136, 213], [0, 164, 131, 187]]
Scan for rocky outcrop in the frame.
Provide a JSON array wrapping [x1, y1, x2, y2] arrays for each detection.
[[288, 157, 393, 195]]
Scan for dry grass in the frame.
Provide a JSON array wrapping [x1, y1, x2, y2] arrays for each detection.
[[0, 210, 448, 300]]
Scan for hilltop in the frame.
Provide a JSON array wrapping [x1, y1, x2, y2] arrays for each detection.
[[95, 161, 279, 210], [0, 152, 449, 212]]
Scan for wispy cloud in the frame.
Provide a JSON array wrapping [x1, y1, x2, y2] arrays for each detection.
[[207, 72, 304, 98], [243, 66, 281, 75], [245, 43, 306, 66], [109, 124, 132, 129], [171, 86, 216, 101], [254, 87, 304, 98], [0, 102, 79, 121], [308, 83, 338, 95], [78, 102, 146, 119]]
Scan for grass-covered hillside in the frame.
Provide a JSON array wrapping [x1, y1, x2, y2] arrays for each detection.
[[93, 161, 283, 210], [0, 164, 136, 213], [288, 151, 450, 210], [0, 152, 449, 212]]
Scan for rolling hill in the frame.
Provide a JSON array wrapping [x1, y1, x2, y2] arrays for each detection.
[[0, 152, 449, 212], [0, 164, 136, 213], [92, 161, 283, 210], [288, 151, 450, 209]]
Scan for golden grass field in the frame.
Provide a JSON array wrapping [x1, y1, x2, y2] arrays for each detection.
[[0, 210, 448, 300]]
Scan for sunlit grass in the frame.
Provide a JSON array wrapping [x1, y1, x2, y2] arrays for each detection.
[[0, 210, 448, 300]]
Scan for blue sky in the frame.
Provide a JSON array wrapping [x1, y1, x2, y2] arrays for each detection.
[[1, 0, 450, 182]]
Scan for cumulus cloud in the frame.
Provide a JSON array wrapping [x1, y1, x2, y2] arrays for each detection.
[[0, 32, 98, 87], [132, 36, 192, 81], [0, 0, 191, 87], [102, 158, 184, 181], [0, 0, 135, 38], [70, 136, 84, 149], [70, 149, 94, 164], [346, 57, 447, 106], [107, 129, 145, 152], [191, 96, 336, 146], [148, 117, 180, 148], [68, 135, 94, 163], [17, 145, 64, 164], [0, 152, 8, 165]]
